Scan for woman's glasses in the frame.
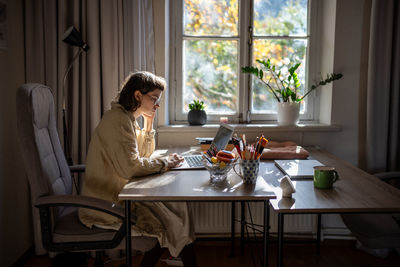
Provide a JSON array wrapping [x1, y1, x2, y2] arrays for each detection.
[[144, 94, 162, 106]]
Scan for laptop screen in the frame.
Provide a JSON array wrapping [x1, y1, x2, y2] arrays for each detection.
[[171, 123, 234, 170], [208, 123, 234, 154]]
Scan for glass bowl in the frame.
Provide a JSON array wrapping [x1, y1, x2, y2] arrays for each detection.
[[203, 158, 236, 183]]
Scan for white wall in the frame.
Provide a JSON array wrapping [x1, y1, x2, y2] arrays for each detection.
[[304, 0, 364, 165], [0, 0, 33, 265]]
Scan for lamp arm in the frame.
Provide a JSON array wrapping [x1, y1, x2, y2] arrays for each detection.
[[62, 48, 83, 165], [62, 48, 84, 110]]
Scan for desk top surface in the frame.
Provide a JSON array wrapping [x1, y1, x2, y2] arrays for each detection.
[[268, 149, 400, 213], [119, 147, 400, 213], [118, 170, 276, 201], [119, 147, 276, 201]]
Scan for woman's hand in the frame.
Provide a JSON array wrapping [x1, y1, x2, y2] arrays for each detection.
[[142, 112, 155, 132], [167, 153, 184, 168]]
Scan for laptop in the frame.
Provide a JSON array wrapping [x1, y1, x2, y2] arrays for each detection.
[[274, 159, 324, 179], [172, 123, 234, 170]]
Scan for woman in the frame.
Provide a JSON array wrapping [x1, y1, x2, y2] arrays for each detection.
[[79, 71, 196, 266]]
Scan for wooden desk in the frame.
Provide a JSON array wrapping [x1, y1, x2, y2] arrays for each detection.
[[268, 149, 400, 267], [118, 147, 400, 267], [119, 152, 276, 267]]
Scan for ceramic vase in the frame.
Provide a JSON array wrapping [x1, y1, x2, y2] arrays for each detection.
[[277, 102, 300, 126]]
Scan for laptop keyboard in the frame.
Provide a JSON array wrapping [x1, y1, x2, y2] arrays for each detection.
[[184, 155, 203, 167]]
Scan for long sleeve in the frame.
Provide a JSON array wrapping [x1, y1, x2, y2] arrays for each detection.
[[136, 123, 156, 158], [106, 115, 167, 179]]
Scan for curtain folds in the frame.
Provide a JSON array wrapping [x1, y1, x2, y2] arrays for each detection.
[[24, 0, 155, 255], [360, 0, 400, 173], [123, 0, 155, 73]]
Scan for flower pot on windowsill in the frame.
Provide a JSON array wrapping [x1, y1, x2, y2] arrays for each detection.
[[277, 102, 300, 126], [188, 110, 207, 125], [242, 58, 343, 126]]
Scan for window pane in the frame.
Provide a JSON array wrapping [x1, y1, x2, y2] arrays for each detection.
[[183, 39, 238, 114], [251, 39, 307, 113], [184, 0, 238, 36], [254, 0, 308, 36]]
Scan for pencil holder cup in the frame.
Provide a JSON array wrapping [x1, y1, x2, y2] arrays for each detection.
[[234, 159, 260, 184]]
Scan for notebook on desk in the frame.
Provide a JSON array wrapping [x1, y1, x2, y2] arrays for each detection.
[[274, 159, 324, 179], [171, 123, 234, 170]]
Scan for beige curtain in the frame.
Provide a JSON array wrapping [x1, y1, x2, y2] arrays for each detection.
[[24, 0, 155, 254], [359, 0, 400, 173], [25, 0, 155, 164]]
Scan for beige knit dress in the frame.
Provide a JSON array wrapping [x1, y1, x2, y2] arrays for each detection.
[[79, 102, 195, 257]]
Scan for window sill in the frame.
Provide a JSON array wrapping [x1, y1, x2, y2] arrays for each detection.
[[157, 123, 341, 133]]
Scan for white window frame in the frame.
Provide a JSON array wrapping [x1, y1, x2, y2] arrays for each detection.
[[169, 0, 320, 124]]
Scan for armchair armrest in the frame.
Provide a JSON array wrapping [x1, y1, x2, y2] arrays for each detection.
[[69, 164, 85, 173], [34, 195, 136, 223]]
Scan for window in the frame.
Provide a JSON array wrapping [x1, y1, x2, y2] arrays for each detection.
[[170, 0, 318, 123]]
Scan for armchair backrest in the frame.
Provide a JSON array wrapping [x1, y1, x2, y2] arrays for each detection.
[[16, 83, 72, 199]]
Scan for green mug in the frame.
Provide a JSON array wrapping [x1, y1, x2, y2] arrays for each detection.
[[313, 166, 339, 189]]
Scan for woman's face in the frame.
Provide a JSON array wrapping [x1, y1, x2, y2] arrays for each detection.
[[137, 89, 163, 116]]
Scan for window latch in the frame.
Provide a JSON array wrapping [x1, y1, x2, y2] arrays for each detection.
[[246, 110, 251, 123], [248, 26, 253, 46]]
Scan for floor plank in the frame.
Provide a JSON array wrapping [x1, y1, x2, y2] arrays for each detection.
[[20, 239, 400, 267]]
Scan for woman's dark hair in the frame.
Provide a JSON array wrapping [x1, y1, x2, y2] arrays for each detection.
[[117, 71, 166, 112]]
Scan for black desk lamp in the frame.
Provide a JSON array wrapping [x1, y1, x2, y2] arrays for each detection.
[[62, 26, 89, 165]]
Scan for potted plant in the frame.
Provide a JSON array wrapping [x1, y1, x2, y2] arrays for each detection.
[[242, 59, 343, 125], [188, 100, 207, 125]]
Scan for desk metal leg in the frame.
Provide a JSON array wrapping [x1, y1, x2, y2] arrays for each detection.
[[125, 200, 132, 267], [263, 200, 270, 267], [240, 201, 245, 255], [230, 201, 236, 257], [277, 214, 284, 267], [316, 214, 321, 255]]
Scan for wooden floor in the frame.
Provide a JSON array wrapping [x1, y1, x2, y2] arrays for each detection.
[[21, 239, 400, 267]]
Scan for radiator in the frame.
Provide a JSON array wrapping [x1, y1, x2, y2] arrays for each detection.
[[190, 202, 317, 235]]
